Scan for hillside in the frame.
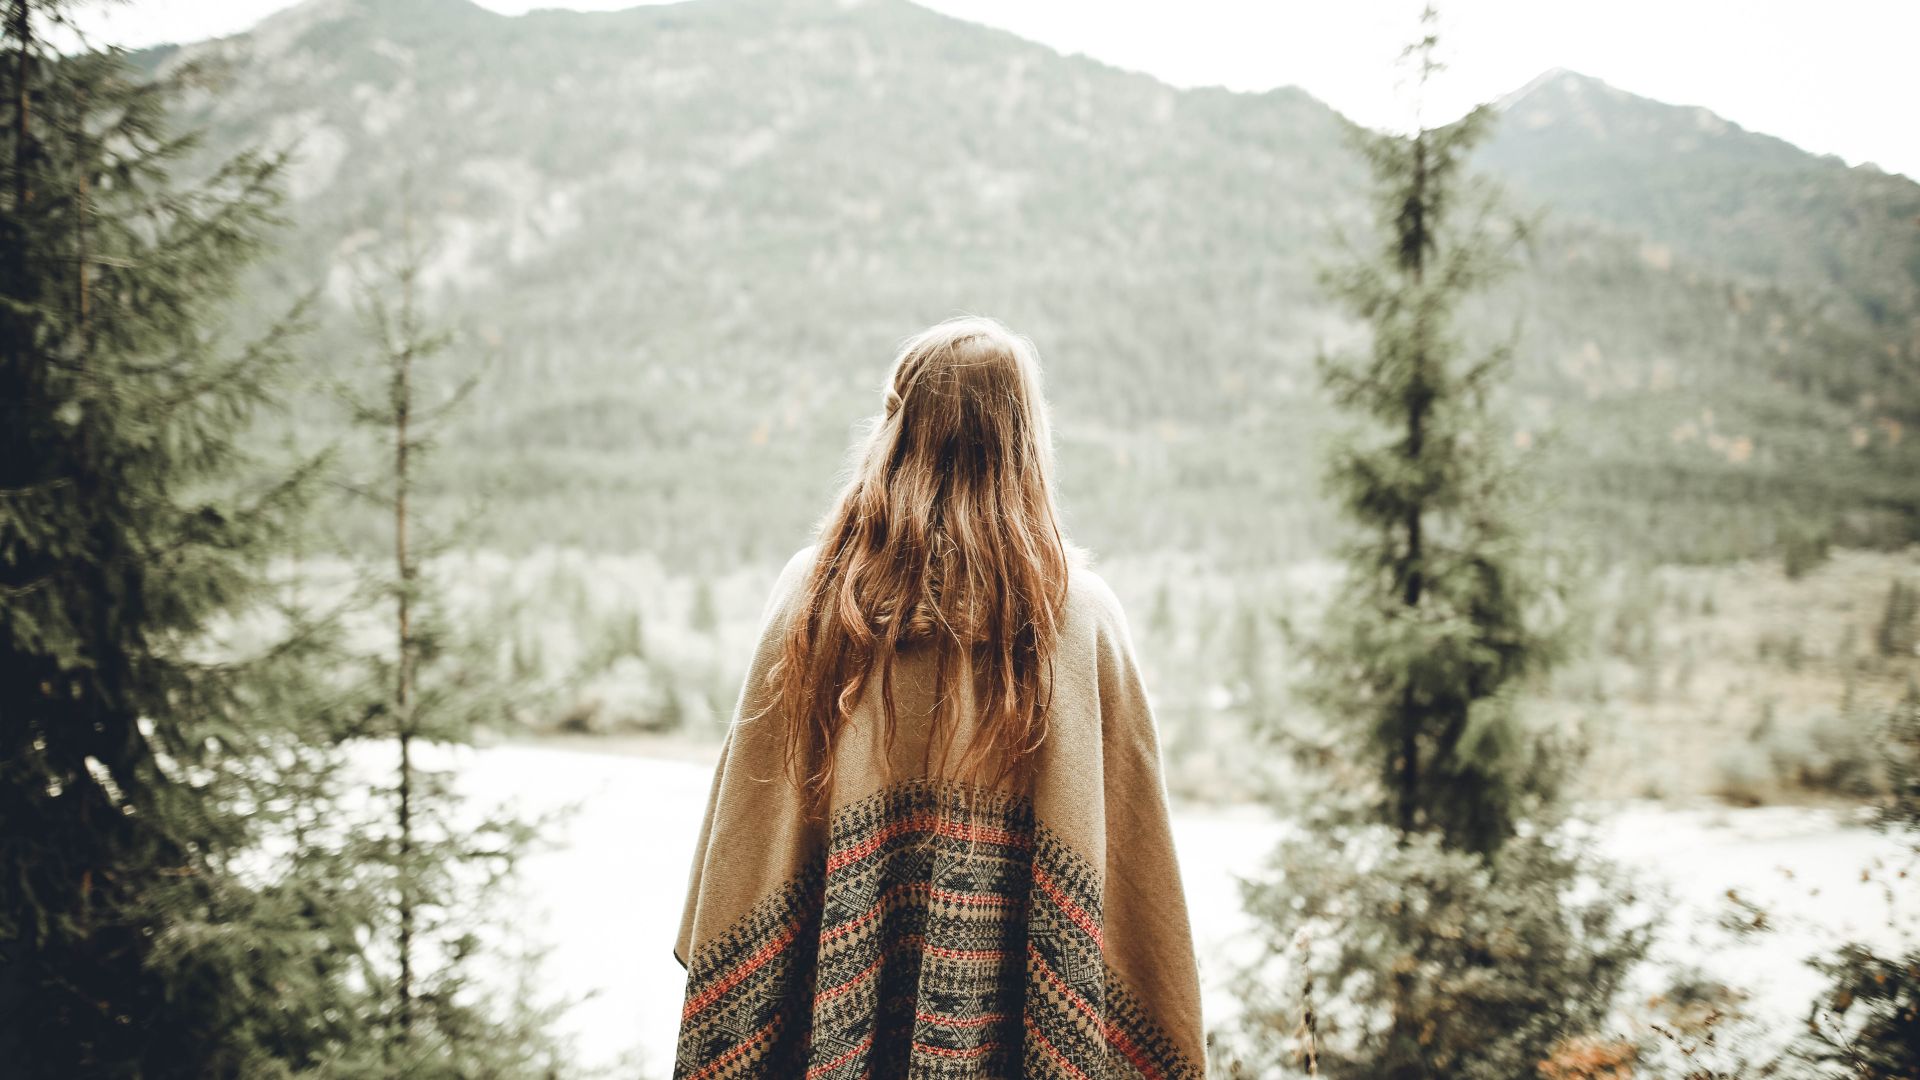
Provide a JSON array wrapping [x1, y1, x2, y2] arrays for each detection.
[[1485, 68, 1920, 335], [148, 0, 1920, 567]]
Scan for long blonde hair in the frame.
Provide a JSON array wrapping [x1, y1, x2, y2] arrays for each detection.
[[770, 315, 1073, 811]]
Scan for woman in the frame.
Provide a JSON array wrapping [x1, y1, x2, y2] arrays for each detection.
[[672, 316, 1205, 1079]]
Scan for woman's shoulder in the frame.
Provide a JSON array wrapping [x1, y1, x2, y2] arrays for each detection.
[[753, 544, 820, 627], [777, 544, 820, 590], [1061, 553, 1133, 643]]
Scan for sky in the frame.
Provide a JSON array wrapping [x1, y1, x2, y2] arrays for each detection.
[[67, 0, 1920, 179]]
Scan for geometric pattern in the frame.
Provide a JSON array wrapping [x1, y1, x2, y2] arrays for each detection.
[[673, 779, 1202, 1079]]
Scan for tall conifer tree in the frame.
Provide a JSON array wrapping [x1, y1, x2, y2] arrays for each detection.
[[1227, 12, 1651, 1077], [0, 2, 374, 1073], [1306, 7, 1556, 855]]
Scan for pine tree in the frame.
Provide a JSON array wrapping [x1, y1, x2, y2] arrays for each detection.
[[331, 189, 569, 1078], [1228, 599, 1268, 711], [1226, 11, 1651, 1077], [1148, 578, 1175, 640], [1305, 8, 1560, 856], [689, 576, 718, 637], [1877, 577, 1917, 659], [0, 2, 383, 1074]]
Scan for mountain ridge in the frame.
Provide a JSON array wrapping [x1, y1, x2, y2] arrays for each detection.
[[133, 0, 1919, 565], [1481, 64, 1920, 332], [203, 0, 1911, 178]]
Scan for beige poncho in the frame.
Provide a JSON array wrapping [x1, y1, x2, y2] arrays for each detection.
[[672, 547, 1206, 1079]]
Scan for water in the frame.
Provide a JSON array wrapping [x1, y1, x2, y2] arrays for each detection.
[[448, 742, 1916, 1074]]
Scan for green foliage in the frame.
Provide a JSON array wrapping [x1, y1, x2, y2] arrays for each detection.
[[1148, 580, 1176, 639], [1885, 681, 1920, 833], [1783, 523, 1833, 580], [1227, 821, 1653, 1079], [0, 2, 379, 1072], [1713, 688, 1892, 805], [1304, 49, 1563, 852], [1, 6, 574, 1074], [1879, 578, 1919, 659], [323, 191, 572, 1075], [1231, 17, 1655, 1078], [1803, 942, 1920, 1075], [689, 577, 718, 637], [1791, 687, 1920, 1074]]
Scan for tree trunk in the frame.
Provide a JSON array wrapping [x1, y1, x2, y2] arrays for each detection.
[[393, 217, 417, 1047], [9, 0, 28, 210], [1396, 130, 1430, 839]]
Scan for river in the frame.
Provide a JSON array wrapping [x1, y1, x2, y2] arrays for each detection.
[[441, 741, 1916, 1075]]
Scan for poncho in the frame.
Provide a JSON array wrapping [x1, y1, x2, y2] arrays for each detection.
[[672, 547, 1206, 1079]]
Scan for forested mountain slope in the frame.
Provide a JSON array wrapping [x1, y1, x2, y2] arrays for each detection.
[[146, 0, 1920, 566], [1485, 68, 1920, 334]]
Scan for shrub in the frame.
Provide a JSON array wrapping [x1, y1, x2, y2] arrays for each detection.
[[1782, 525, 1832, 580], [1878, 578, 1919, 659], [1226, 823, 1654, 1079], [1801, 943, 1920, 1075], [1792, 689, 1920, 1072]]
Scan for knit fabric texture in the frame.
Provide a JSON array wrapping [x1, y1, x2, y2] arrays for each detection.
[[672, 547, 1206, 1079]]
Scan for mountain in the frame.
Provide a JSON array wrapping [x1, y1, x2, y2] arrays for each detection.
[[1483, 68, 1920, 334], [145, 0, 1920, 567]]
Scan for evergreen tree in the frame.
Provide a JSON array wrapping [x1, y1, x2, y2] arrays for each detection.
[[331, 191, 569, 1078], [689, 576, 718, 637], [1305, 13, 1559, 854], [1228, 599, 1268, 711], [1148, 579, 1175, 640], [0, 2, 383, 1074], [1226, 10, 1651, 1077], [1877, 578, 1917, 659]]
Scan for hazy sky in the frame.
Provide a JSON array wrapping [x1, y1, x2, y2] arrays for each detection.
[[69, 0, 1919, 179]]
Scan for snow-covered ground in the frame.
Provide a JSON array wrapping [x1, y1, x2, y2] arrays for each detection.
[[450, 742, 1917, 1075]]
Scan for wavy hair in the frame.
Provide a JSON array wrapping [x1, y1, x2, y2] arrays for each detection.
[[769, 315, 1073, 811]]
